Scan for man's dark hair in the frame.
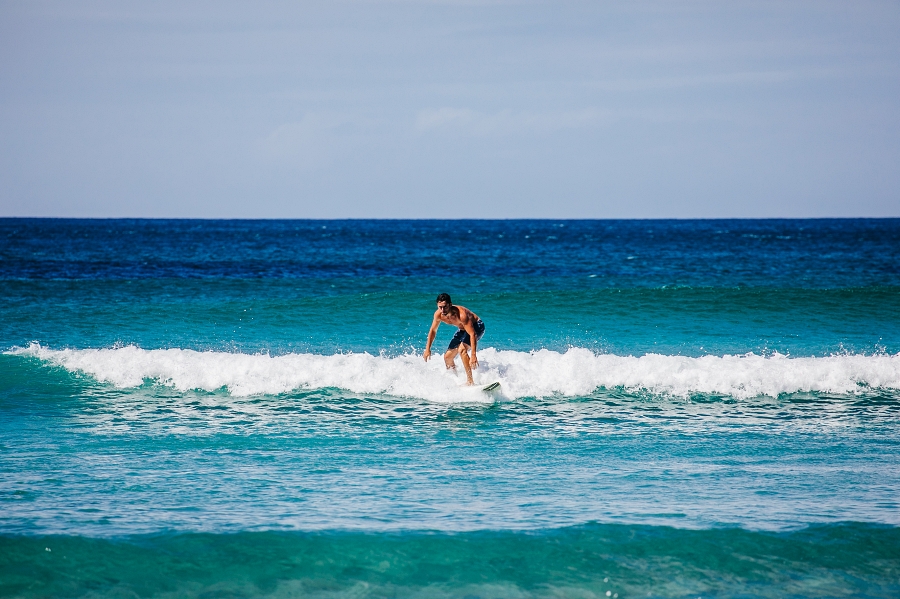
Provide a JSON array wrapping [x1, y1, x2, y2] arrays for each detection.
[[436, 293, 452, 305]]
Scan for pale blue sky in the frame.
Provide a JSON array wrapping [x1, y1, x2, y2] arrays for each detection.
[[1, 0, 898, 218]]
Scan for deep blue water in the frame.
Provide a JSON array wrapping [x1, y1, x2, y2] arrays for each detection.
[[1, 218, 899, 598]]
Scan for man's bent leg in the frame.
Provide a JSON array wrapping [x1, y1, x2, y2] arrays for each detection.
[[459, 344, 474, 385], [443, 348, 457, 371]]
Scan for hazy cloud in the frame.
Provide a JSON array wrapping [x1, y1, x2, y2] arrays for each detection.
[[255, 114, 353, 169], [416, 108, 610, 135]]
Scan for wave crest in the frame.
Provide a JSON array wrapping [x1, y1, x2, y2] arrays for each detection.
[[9, 343, 900, 401]]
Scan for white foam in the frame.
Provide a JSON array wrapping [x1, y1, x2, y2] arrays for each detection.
[[9, 343, 900, 401]]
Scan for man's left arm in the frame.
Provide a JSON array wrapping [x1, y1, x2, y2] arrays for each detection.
[[463, 318, 478, 368]]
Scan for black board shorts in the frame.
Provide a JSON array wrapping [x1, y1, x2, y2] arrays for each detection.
[[448, 319, 485, 350]]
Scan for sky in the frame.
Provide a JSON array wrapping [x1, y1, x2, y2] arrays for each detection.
[[1, 0, 898, 219]]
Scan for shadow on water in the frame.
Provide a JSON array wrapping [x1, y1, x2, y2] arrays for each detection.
[[1, 523, 898, 599]]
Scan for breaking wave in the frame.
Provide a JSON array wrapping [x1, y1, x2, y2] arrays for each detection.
[[8, 343, 900, 402]]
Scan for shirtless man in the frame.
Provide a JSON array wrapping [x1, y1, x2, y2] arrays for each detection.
[[423, 293, 485, 385]]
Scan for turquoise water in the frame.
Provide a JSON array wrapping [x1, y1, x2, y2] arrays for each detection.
[[3, 525, 898, 598], [1, 219, 899, 597]]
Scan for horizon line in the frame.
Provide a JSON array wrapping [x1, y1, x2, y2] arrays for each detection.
[[3, 216, 899, 222]]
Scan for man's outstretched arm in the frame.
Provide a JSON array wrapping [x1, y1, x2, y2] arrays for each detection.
[[423, 315, 440, 361]]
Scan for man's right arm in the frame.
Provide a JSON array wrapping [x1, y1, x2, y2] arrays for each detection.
[[423, 313, 440, 361]]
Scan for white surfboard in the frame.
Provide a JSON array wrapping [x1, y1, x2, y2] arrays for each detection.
[[482, 381, 501, 392]]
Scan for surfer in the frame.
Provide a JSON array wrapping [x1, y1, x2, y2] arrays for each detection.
[[423, 293, 485, 385]]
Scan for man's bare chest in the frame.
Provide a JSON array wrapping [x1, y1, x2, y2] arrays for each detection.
[[439, 316, 465, 329]]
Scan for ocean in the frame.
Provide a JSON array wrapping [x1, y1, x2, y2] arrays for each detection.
[[1, 218, 899, 598]]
